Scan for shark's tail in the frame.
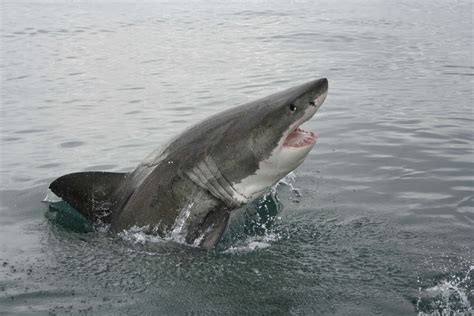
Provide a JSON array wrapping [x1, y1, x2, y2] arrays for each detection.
[[49, 172, 127, 223]]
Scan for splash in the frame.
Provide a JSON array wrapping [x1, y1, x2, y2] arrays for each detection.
[[224, 233, 281, 253], [276, 171, 302, 202], [42, 189, 62, 203], [220, 172, 299, 251], [115, 174, 301, 251], [276, 171, 299, 193], [118, 225, 164, 245], [169, 202, 194, 243], [119, 203, 200, 248], [416, 265, 473, 315]]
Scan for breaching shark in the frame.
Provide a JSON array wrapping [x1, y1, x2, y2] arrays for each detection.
[[49, 78, 328, 249]]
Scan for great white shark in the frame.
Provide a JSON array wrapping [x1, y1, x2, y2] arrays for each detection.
[[49, 78, 328, 249]]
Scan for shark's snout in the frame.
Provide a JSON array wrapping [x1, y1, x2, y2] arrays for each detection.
[[310, 78, 328, 105], [317, 78, 328, 92], [307, 78, 328, 114]]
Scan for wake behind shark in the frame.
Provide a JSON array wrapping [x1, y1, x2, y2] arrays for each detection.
[[49, 78, 329, 249]]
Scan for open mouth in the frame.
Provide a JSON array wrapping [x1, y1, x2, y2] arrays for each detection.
[[283, 127, 317, 148], [282, 88, 327, 149]]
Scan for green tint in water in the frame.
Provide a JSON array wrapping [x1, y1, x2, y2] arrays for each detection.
[[218, 192, 281, 249], [46, 201, 94, 233]]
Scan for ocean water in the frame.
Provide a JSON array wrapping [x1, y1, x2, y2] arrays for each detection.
[[1, 0, 472, 315]]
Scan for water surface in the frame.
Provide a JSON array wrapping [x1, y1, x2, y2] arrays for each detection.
[[1, 0, 473, 314]]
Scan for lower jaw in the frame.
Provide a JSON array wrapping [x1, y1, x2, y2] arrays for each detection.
[[282, 142, 315, 150]]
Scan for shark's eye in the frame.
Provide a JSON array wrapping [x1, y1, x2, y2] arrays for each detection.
[[289, 104, 297, 112], [310, 101, 316, 106]]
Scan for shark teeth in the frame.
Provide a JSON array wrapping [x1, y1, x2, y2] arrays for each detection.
[[283, 127, 317, 148]]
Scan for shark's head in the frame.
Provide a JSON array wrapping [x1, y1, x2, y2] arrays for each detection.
[[162, 78, 328, 206], [201, 78, 329, 203], [254, 78, 328, 172]]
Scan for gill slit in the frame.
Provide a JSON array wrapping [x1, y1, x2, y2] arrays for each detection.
[[185, 156, 249, 206]]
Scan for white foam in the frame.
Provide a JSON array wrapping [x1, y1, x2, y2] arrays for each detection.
[[224, 233, 281, 253], [118, 174, 298, 251], [118, 225, 164, 245], [416, 265, 473, 315], [169, 202, 194, 243], [277, 171, 300, 195], [42, 189, 62, 203]]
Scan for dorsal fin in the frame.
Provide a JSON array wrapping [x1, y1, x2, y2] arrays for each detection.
[[49, 172, 127, 223]]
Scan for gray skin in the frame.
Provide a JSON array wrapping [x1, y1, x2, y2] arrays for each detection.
[[49, 78, 328, 249]]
